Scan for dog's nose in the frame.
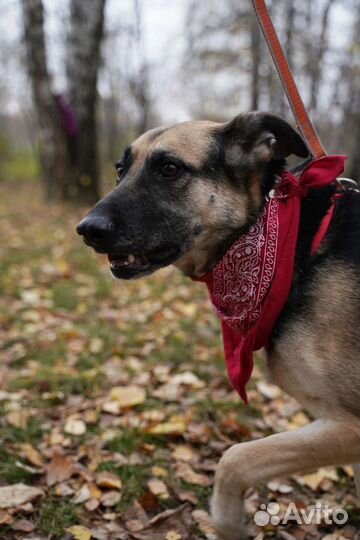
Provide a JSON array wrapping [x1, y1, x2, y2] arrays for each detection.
[[76, 216, 114, 248]]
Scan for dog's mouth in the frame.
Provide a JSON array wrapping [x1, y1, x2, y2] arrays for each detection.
[[107, 245, 182, 279]]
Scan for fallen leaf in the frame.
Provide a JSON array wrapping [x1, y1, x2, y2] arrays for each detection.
[[124, 500, 149, 532], [46, 452, 77, 486], [297, 467, 339, 490], [169, 371, 205, 389], [96, 471, 122, 490], [100, 490, 121, 507], [12, 519, 35, 532], [18, 443, 44, 468], [165, 531, 182, 540], [151, 465, 168, 477], [147, 479, 169, 499], [73, 484, 91, 504], [171, 445, 196, 462], [175, 462, 212, 487], [148, 419, 186, 436], [64, 416, 87, 436], [177, 490, 198, 505], [138, 491, 159, 512], [192, 509, 217, 540], [89, 337, 104, 353], [0, 484, 43, 509], [54, 482, 75, 497], [341, 465, 354, 477], [6, 409, 29, 428], [0, 510, 14, 525], [129, 504, 192, 540], [267, 481, 293, 494], [126, 519, 147, 533], [288, 411, 310, 430], [66, 525, 92, 540], [85, 498, 100, 512], [101, 401, 121, 415], [257, 381, 281, 400], [109, 385, 146, 408]]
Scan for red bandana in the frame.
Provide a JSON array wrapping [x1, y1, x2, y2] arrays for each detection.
[[196, 156, 346, 403]]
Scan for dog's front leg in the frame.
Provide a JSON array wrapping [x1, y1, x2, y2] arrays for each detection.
[[211, 416, 360, 540]]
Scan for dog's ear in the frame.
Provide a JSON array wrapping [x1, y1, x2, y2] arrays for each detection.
[[220, 112, 309, 166]]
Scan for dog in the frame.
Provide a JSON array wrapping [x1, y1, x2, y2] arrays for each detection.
[[77, 112, 360, 540]]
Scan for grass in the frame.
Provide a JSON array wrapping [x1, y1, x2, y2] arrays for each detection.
[[0, 447, 34, 484], [52, 282, 79, 311], [0, 416, 44, 444], [105, 428, 169, 455], [8, 368, 105, 396], [37, 497, 78, 539], [96, 461, 150, 512]]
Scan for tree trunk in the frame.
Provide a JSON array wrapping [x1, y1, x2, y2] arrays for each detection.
[[21, 0, 68, 201], [348, 7, 360, 180], [133, 0, 150, 135], [66, 0, 106, 204], [22, 0, 106, 204], [308, 0, 336, 114], [250, 13, 261, 110]]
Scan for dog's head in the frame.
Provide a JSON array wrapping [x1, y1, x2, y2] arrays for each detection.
[[77, 112, 308, 279]]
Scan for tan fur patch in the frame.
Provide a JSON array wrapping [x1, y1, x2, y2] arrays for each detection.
[[174, 179, 248, 277], [132, 121, 220, 170], [269, 262, 360, 417]]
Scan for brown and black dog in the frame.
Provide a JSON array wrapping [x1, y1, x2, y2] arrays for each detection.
[[77, 112, 360, 540]]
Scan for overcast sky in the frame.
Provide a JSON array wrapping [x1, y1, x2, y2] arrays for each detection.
[[0, 0, 189, 121], [0, 0, 355, 123]]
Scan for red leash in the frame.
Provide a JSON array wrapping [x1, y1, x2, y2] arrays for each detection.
[[251, 0, 327, 160]]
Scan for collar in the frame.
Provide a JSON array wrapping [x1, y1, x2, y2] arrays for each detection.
[[194, 155, 346, 403]]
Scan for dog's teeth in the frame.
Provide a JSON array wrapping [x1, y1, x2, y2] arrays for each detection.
[[128, 254, 135, 263]]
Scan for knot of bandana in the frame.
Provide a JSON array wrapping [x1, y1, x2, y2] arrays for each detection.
[[196, 155, 346, 403]]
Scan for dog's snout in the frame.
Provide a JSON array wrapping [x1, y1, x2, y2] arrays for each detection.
[[76, 216, 114, 248]]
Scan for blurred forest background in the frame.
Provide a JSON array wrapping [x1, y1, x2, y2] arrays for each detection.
[[0, 0, 359, 203], [1, 1, 360, 539]]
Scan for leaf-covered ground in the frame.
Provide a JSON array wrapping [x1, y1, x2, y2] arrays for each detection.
[[0, 182, 359, 540]]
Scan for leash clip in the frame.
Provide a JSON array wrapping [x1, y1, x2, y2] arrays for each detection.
[[336, 177, 360, 193]]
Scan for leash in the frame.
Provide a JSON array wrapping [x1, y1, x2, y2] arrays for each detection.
[[251, 0, 360, 502], [251, 0, 327, 160]]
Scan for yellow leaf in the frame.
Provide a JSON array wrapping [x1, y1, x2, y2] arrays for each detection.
[[148, 421, 186, 436], [66, 525, 92, 540], [109, 385, 146, 408], [288, 411, 310, 430], [342, 465, 354, 478], [298, 467, 339, 490], [151, 466, 168, 477], [166, 531, 182, 540]]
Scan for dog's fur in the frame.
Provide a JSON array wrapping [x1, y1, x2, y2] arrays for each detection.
[[77, 112, 360, 540]]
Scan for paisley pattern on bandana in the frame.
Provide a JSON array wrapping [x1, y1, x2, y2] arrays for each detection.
[[211, 198, 279, 333]]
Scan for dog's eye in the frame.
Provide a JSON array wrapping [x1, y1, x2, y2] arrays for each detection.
[[161, 163, 180, 178]]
